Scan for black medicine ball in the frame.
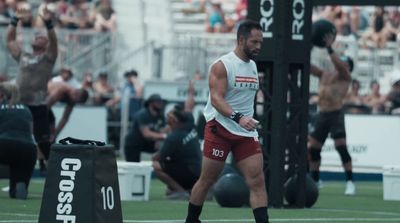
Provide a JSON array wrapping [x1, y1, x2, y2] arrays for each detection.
[[312, 19, 337, 48], [214, 173, 249, 208]]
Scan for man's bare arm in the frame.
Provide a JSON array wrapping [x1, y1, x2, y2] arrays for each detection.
[[310, 64, 323, 78], [40, 4, 58, 61], [209, 61, 233, 117], [6, 25, 21, 61], [324, 33, 351, 81], [46, 29, 58, 61], [329, 51, 351, 81], [55, 105, 73, 135]]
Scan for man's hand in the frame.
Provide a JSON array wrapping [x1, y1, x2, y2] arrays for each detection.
[[39, 4, 53, 22], [323, 33, 336, 48], [238, 117, 259, 131], [14, 7, 30, 20]]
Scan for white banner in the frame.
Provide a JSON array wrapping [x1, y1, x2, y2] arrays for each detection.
[[321, 115, 400, 170], [53, 105, 108, 143]]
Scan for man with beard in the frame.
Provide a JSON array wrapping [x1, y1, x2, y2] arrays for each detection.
[[6, 5, 57, 173], [124, 94, 168, 162], [185, 20, 268, 223]]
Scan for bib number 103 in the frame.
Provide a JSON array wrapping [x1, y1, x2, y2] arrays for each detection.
[[101, 186, 114, 210]]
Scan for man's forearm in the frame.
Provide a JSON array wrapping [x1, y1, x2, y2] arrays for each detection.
[[47, 29, 58, 58], [6, 25, 17, 43]]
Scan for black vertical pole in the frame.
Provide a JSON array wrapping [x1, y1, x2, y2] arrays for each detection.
[[248, 0, 312, 208]]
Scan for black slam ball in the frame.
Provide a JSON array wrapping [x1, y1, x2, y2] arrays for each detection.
[[312, 19, 337, 48], [214, 173, 250, 208], [284, 174, 319, 208]]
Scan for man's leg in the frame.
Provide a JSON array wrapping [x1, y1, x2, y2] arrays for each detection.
[[186, 157, 225, 223], [308, 136, 324, 183], [334, 138, 355, 195], [236, 153, 268, 223]]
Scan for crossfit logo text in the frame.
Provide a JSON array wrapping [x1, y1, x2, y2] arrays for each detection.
[[56, 158, 81, 223]]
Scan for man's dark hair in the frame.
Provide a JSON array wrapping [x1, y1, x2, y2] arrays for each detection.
[[124, 69, 138, 78], [236, 20, 262, 43], [172, 104, 188, 123]]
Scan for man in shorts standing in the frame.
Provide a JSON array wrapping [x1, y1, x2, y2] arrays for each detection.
[[185, 20, 268, 223], [7, 5, 57, 172], [308, 33, 356, 195]]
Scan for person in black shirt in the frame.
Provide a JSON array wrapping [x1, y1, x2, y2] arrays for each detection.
[[124, 94, 168, 162], [0, 83, 36, 199], [152, 104, 202, 200]]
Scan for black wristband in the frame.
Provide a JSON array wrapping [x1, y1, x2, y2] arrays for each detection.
[[230, 111, 244, 124], [10, 16, 19, 27], [327, 46, 334, 55], [44, 20, 54, 30]]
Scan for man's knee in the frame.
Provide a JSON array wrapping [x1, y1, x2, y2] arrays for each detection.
[[243, 169, 265, 190], [309, 147, 321, 162], [336, 145, 351, 164]]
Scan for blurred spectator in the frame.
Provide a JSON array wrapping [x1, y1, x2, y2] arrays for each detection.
[[124, 94, 168, 162], [94, 0, 117, 32], [388, 7, 400, 29], [15, 1, 33, 27], [152, 104, 201, 200], [386, 80, 400, 114], [234, 0, 247, 23], [344, 79, 369, 114], [363, 80, 385, 114], [0, 0, 10, 26], [59, 0, 95, 29], [182, 0, 206, 14], [0, 73, 8, 82], [360, 7, 397, 48], [35, 1, 59, 28], [80, 71, 94, 103], [107, 69, 143, 119], [51, 68, 81, 89], [317, 6, 350, 35], [5, 0, 16, 14], [93, 72, 114, 105], [349, 6, 369, 35], [205, 0, 226, 33]]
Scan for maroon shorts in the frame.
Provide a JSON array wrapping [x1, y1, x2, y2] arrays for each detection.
[[203, 119, 262, 162]]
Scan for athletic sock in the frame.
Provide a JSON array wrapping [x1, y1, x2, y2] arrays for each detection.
[[185, 202, 202, 223], [310, 170, 320, 182], [345, 170, 353, 181], [253, 206, 269, 223]]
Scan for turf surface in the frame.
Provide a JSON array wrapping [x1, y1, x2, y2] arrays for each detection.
[[0, 179, 400, 222]]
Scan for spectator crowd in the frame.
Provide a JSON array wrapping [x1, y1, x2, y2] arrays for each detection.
[[0, 0, 117, 32]]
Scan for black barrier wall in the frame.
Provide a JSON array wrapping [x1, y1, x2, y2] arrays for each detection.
[[39, 144, 122, 223], [248, 0, 312, 208]]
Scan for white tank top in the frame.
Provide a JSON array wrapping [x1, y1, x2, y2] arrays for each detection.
[[203, 51, 259, 137]]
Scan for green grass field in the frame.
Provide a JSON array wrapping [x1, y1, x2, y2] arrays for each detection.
[[1, 179, 400, 223]]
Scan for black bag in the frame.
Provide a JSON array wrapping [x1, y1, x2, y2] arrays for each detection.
[[38, 137, 122, 223]]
